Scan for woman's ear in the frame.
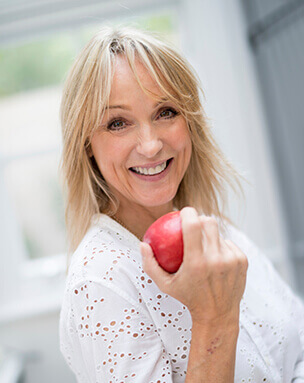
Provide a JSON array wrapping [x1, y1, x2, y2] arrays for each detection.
[[85, 140, 93, 158], [87, 146, 93, 158]]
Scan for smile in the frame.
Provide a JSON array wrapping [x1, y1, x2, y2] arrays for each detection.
[[130, 158, 173, 176]]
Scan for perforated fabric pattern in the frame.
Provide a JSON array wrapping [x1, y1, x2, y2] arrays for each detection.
[[59, 214, 304, 382]]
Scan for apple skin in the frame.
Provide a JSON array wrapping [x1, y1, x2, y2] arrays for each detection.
[[143, 211, 183, 273]]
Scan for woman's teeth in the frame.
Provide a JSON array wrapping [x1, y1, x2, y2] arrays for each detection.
[[132, 160, 168, 175]]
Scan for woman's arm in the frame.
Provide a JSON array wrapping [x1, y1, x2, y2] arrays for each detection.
[[141, 207, 248, 382], [185, 319, 239, 382]]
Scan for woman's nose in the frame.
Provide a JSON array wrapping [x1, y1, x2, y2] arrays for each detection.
[[136, 124, 163, 158]]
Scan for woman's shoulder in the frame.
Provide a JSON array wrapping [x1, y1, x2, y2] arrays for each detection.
[[222, 220, 304, 314], [221, 221, 256, 251], [218, 218, 276, 282], [65, 214, 143, 299], [209, 216, 257, 258]]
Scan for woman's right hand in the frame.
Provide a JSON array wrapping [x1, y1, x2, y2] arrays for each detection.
[[140, 207, 248, 326]]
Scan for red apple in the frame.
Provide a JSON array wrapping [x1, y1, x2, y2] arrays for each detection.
[[143, 211, 183, 273]]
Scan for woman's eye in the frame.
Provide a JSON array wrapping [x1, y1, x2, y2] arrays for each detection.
[[158, 108, 178, 119], [107, 119, 126, 131]]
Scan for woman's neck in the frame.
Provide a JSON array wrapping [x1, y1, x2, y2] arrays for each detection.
[[112, 202, 174, 240]]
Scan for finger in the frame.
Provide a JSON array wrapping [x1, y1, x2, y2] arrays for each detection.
[[223, 238, 234, 251], [140, 242, 171, 288], [199, 215, 221, 251], [224, 239, 242, 256], [224, 239, 249, 270], [180, 207, 203, 262], [219, 235, 231, 250]]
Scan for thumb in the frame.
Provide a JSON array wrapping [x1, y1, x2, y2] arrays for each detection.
[[140, 242, 171, 288]]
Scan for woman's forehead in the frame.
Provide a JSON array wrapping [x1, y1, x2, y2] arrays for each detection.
[[110, 55, 165, 101]]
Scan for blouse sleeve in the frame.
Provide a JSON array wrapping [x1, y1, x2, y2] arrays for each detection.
[[67, 278, 173, 383], [227, 224, 304, 381], [260, 255, 304, 381]]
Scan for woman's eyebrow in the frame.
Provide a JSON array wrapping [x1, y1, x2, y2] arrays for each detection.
[[107, 104, 131, 110]]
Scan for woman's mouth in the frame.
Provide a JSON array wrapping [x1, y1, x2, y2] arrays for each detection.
[[129, 158, 173, 176]]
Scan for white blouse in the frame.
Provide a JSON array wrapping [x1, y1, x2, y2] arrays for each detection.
[[59, 214, 304, 382]]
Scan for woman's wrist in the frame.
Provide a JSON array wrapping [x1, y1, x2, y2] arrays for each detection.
[[190, 317, 240, 346], [190, 307, 241, 331], [186, 319, 239, 382]]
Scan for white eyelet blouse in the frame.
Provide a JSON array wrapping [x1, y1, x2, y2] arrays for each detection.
[[59, 214, 304, 382]]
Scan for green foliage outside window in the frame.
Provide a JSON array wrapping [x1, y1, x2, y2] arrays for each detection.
[[0, 14, 174, 98]]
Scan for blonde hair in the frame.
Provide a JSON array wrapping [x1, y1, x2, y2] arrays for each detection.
[[60, 25, 247, 255]]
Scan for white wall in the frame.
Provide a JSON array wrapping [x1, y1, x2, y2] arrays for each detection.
[[179, 0, 294, 284], [0, 161, 27, 306]]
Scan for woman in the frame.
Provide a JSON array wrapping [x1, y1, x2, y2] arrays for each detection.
[[59, 26, 304, 382]]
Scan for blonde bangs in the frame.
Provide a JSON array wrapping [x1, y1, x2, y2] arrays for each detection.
[[122, 37, 200, 118]]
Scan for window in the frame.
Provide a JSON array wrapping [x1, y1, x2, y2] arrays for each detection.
[[0, 13, 178, 261], [0, 4, 179, 320]]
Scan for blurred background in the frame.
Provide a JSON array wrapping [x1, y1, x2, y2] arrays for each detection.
[[0, 0, 303, 381]]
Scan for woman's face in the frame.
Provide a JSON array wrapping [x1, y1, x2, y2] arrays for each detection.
[[90, 55, 192, 213]]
